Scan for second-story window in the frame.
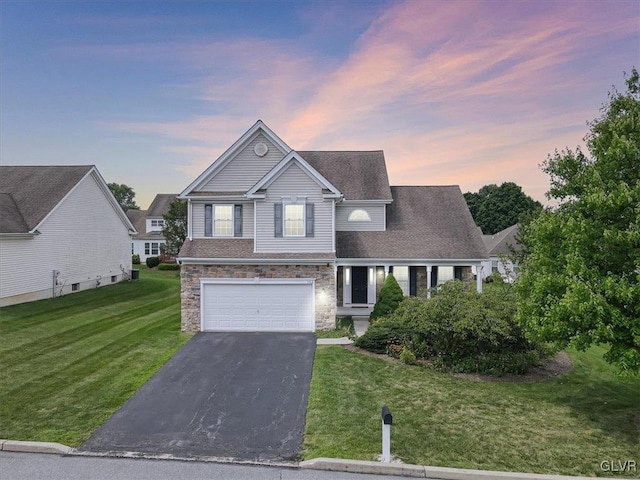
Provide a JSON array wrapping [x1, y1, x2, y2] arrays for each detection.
[[151, 219, 164, 227], [284, 204, 305, 236], [214, 205, 233, 236]]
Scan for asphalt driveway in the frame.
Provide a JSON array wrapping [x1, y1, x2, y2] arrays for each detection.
[[80, 332, 316, 461]]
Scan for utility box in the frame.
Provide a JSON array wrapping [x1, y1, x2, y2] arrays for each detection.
[[131, 269, 139, 281]]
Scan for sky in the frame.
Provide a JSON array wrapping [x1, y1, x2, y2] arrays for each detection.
[[1, 1, 638, 209]]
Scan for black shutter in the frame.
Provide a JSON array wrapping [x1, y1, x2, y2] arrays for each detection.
[[409, 267, 417, 297], [205, 204, 212, 237], [274, 203, 283, 237], [305, 203, 314, 237], [430, 266, 438, 288], [454, 266, 463, 280], [234, 204, 243, 237]]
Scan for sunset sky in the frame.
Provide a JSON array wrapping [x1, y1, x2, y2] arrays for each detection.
[[2, 0, 638, 209]]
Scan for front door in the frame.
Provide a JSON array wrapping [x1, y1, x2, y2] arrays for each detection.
[[351, 267, 368, 304]]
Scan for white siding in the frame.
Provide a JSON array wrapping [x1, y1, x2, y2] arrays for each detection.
[[199, 134, 286, 192], [0, 173, 132, 305], [255, 163, 333, 253], [132, 239, 165, 262], [335, 204, 386, 231], [191, 201, 254, 239]]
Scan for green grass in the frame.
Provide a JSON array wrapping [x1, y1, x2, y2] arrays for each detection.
[[0, 268, 189, 447], [304, 346, 640, 477]]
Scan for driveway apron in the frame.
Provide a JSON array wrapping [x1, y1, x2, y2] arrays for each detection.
[[80, 332, 317, 461]]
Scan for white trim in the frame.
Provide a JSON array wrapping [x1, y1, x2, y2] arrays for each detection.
[[183, 195, 248, 201], [180, 120, 291, 197], [282, 200, 306, 237], [212, 204, 234, 237], [331, 200, 336, 252], [187, 199, 193, 240], [341, 199, 393, 205], [337, 258, 487, 266], [347, 209, 372, 222], [0, 232, 39, 239], [368, 266, 376, 305], [253, 199, 257, 252], [246, 152, 342, 198]]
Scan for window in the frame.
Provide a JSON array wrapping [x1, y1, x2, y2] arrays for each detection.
[[348, 209, 371, 221], [214, 205, 233, 236], [131, 243, 134, 254], [491, 260, 499, 272], [72, 283, 79, 291], [284, 204, 305, 236], [111, 275, 117, 283], [145, 242, 160, 255], [438, 266, 454, 284], [151, 219, 164, 227]]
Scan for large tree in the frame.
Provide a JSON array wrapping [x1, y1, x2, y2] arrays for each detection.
[[464, 182, 542, 234], [108, 182, 139, 211], [162, 198, 187, 256], [516, 69, 640, 373]]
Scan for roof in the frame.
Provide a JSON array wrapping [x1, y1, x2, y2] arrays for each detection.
[[0, 165, 94, 233], [125, 209, 150, 239], [178, 238, 336, 260], [298, 151, 393, 201], [482, 224, 521, 256], [336, 186, 487, 260], [0, 193, 29, 233], [147, 194, 178, 217]]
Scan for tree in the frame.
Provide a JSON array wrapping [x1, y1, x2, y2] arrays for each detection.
[[464, 182, 542, 234], [516, 69, 640, 373], [162, 198, 187, 256], [108, 183, 139, 211], [370, 273, 404, 321]]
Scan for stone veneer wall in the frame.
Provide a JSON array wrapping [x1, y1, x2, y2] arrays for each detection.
[[180, 264, 336, 332]]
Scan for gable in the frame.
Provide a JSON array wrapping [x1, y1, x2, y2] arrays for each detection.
[[199, 133, 286, 192], [181, 121, 291, 196]]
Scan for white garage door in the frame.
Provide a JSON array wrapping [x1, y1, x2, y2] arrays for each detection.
[[201, 280, 315, 332]]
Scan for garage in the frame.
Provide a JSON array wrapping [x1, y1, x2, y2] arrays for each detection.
[[201, 278, 315, 332]]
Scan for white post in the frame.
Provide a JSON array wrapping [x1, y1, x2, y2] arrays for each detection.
[[476, 264, 483, 293], [426, 265, 432, 299], [381, 406, 392, 463]]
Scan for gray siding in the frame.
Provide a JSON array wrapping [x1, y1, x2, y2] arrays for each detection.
[[199, 133, 286, 192], [335, 204, 386, 231], [191, 201, 254, 239], [0, 173, 131, 304], [255, 163, 333, 253]]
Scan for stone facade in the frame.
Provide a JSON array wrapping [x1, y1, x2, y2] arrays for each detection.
[[180, 263, 336, 332]]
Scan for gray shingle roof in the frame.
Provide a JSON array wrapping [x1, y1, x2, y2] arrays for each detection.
[[336, 186, 487, 260], [0, 165, 93, 233], [482, 224, 521, 256], [0, 193, 29, 233], [178, 238, 335, 260], [298, 151, 393, 201], [147, 194, 179, 217]]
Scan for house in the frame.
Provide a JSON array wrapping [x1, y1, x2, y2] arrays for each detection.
[[0, 165, 136, 307], [480, 224, 521, 283], [177, 121, 487, 332], [127, 194, 178, 261]]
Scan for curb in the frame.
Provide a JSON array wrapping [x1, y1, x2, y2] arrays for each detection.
[[299, 458, 620, 480], [0, 440, 73, 455]]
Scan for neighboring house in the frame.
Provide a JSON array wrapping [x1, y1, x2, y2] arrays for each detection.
[[480, 224, 521, 283], [0, 165, 136, 307], [127, 194, 177, 261], [177, 121, 487, 333]]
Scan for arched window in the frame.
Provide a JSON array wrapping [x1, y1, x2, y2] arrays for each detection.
[[348, 209, 371, 221]]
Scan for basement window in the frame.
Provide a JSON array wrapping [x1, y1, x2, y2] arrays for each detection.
[[111, 275, 117, 283], [72, 283, 79, 291]]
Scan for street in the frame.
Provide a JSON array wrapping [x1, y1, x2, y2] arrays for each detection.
[[0, 452, 412, 480]]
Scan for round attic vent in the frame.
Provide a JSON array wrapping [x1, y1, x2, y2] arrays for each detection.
[[254, 142, 269, 157]]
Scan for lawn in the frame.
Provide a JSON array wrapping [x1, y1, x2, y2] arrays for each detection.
[[0, 267, 189, 447], [304, 345, 640, 477]]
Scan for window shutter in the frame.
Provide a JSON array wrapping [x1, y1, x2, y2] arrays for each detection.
[[274, 203, 283, 237], [234, 204, 243, 237], [305, 203, 314, 237], [205, 204, 212, 237]]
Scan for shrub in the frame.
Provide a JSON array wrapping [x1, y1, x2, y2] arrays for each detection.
[[355, 318, 414, 354], [400, 346, 417, 365], [370, 273, 404, 321], [132, 254, 140, 265], [359, 281, 547, 376], [158, 263, 180, 271], [485, 270, 504, 284], [146, 256, 160, 268]]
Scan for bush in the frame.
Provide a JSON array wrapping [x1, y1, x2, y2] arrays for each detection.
[[146, 256, 160, 268], [358, 281, 547, 375], [400, 346, 417, 365], [132, 254, 140, 265], [355, 318, 415, 354], [370, 273, 404, 321], [158, 263, 180, 271]]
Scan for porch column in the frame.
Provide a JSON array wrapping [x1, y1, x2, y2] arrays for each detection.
[[426, 265, 432, 299], [476, 264, 483, 293], [344, 266, 352, 304], [368, 266, 376, 305]]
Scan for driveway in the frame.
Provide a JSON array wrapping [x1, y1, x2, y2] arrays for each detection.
[[80, 332, 316, 461]]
